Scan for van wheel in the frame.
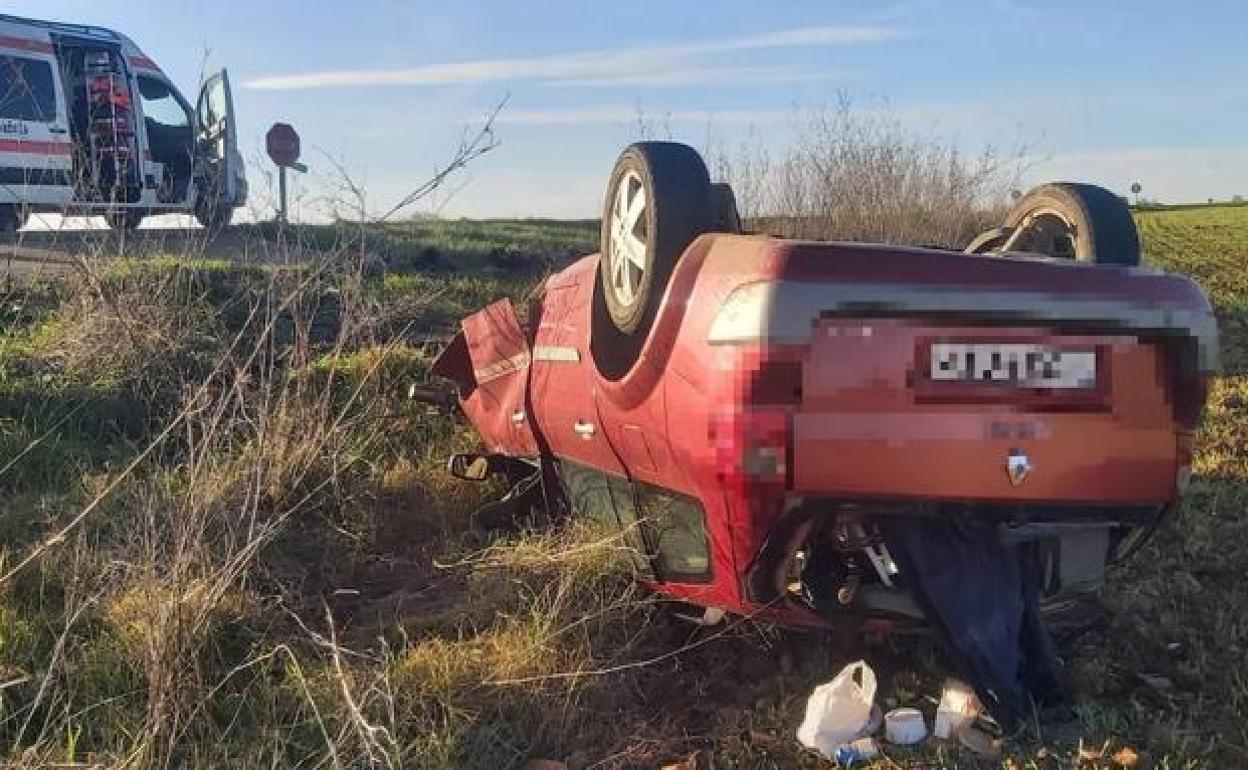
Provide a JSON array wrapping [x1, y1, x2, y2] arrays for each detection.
[[969, 183, 1140, 266], [105, 211, 144, 231], [195, 201, 233, 234], [597, 142, 712, 336]]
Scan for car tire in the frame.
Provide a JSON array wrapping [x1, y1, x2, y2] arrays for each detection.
[[991, 182, 1140, 265], [598, 142, 712, 336], [711, 182, 742, 233], [105, 211, 144, 231]]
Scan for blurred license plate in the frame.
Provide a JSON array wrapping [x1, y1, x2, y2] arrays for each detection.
[[930, 343, 1096, 388]]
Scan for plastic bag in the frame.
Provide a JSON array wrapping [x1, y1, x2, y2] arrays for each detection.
[[796, 660, 878, 757]]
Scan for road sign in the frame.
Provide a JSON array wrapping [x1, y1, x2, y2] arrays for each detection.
[[266, 123, 305, 223], [266, 122, 300, 167]]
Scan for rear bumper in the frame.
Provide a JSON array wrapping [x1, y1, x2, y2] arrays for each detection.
[[709, 279, 1220, 373]]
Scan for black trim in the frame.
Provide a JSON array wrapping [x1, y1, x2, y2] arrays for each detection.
[[0, 166, 73, 186]]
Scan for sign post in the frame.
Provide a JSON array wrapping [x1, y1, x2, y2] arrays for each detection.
[[265, 122, 303, 223]]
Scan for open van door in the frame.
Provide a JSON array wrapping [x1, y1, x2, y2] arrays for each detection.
[[193, 68, 239, 228]]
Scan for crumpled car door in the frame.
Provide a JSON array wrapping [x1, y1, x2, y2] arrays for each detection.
[[432, 299, 539, 457]]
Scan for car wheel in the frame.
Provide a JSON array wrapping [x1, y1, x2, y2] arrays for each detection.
[[598, 142, 712, 335], [105, 211, 144, 231], [711, 182, 742, 233], [973, 182, 1140, 266]]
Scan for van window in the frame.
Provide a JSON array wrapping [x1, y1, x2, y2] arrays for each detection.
[[0, 56, 57, 122], [137, 76, 190, 129]]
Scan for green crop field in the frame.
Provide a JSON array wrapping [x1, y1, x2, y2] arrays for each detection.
[[0, 208, 1243, 768]]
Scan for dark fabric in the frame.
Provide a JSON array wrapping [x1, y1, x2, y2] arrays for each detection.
[[882, 517, 1067, 731]]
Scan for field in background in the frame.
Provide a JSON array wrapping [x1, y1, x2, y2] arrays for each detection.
[[0, 207, 1242, 768]]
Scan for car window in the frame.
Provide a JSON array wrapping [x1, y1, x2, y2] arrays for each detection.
[[556, 461, 654, 577], [0, 55, 57, 122], [636, 485, 711, 582], [137, 75, 190, 129]]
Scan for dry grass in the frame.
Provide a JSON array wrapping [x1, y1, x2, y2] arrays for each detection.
[[716, 98, 1022, 248]]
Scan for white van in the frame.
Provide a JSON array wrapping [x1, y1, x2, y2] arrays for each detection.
[[0, 13, 245, 231]]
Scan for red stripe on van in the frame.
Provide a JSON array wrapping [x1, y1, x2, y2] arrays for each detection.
[[0, 35, 55, 55], [0, 139, 73, 155], [129, 55, 160, 72]]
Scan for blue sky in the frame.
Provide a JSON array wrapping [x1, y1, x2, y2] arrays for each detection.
[[10, 1, 1248, 219]]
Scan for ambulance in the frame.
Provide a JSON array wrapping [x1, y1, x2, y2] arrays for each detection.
[[0, 13, 245, 231]]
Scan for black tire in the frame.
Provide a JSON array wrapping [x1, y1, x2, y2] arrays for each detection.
[[195, 199, 233, 234], [104, 211, 144, 231], [711, 182, 742, 233], [0, 205, 19, 233], [999, 182, 1140, 265], [598, 142, 712, 335]]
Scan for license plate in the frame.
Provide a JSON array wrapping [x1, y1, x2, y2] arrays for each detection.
[[929, 343, 1096, 388]]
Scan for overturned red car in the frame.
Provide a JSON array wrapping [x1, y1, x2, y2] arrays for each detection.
[[432, 142, 1217, 724]]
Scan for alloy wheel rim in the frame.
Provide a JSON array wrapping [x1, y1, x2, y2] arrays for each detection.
[[608, 170, 648, 308]]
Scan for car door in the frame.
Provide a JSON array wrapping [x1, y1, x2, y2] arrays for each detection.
[[194, 69, 239, 210], [0, 40, 74, 212], [445, 299, 540, 457]]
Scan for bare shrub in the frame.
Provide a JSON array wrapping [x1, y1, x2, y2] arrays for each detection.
[[719, 97, 1023, 248]]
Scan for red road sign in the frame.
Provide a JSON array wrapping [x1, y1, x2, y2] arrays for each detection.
[[266, 122, 301, 167]]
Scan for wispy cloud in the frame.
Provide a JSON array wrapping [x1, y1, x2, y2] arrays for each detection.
[[494, 105, 792, 126], [543, 66, 855, 88], [244, 25, 900, 90]]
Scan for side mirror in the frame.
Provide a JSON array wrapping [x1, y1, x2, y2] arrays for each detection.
[[447, 453, 492, 481]]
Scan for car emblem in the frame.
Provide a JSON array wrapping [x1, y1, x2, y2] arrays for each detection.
[[1006, 448, 1031, 485]]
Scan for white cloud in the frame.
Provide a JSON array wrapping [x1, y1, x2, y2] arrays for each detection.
[[244, 25, 900, 90], [543, 66, 854, 88], [494, 105, 792, 126]]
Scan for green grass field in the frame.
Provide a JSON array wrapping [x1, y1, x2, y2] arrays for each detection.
[[0, 208, 1243, 768]]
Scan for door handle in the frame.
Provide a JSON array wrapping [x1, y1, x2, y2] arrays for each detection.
[[49, 127, 68, 135], [573, 420, 595, 438], [511, 410, 526, 424]]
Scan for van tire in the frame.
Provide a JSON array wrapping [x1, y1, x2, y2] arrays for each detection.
[[0, 206, 19, 233], [195, 201, 233, 234], [995, 183, 1140, 266], [105, 211, 144, 231]]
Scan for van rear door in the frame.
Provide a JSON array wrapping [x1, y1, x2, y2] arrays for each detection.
[[193, 69, 240, 221], [0, 30, 74, 220]]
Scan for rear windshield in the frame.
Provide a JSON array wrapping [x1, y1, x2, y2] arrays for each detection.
[[0, 55, 57, 123]]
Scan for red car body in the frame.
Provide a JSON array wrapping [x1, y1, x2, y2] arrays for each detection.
[[434, 233, 1217, 628]]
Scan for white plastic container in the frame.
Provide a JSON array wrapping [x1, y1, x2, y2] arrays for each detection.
[[933, 678, 981, 739], [884, 707, 928, 744]]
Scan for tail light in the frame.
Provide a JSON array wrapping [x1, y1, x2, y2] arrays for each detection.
[[1167, 339, 1211, 429]]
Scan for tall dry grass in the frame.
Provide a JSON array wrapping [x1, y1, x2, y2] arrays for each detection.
[[714, 98, 1024, 248], [0, 222, 689, 768]]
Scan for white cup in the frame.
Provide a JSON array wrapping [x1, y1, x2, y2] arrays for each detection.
[[884, 707, 927, 744]]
